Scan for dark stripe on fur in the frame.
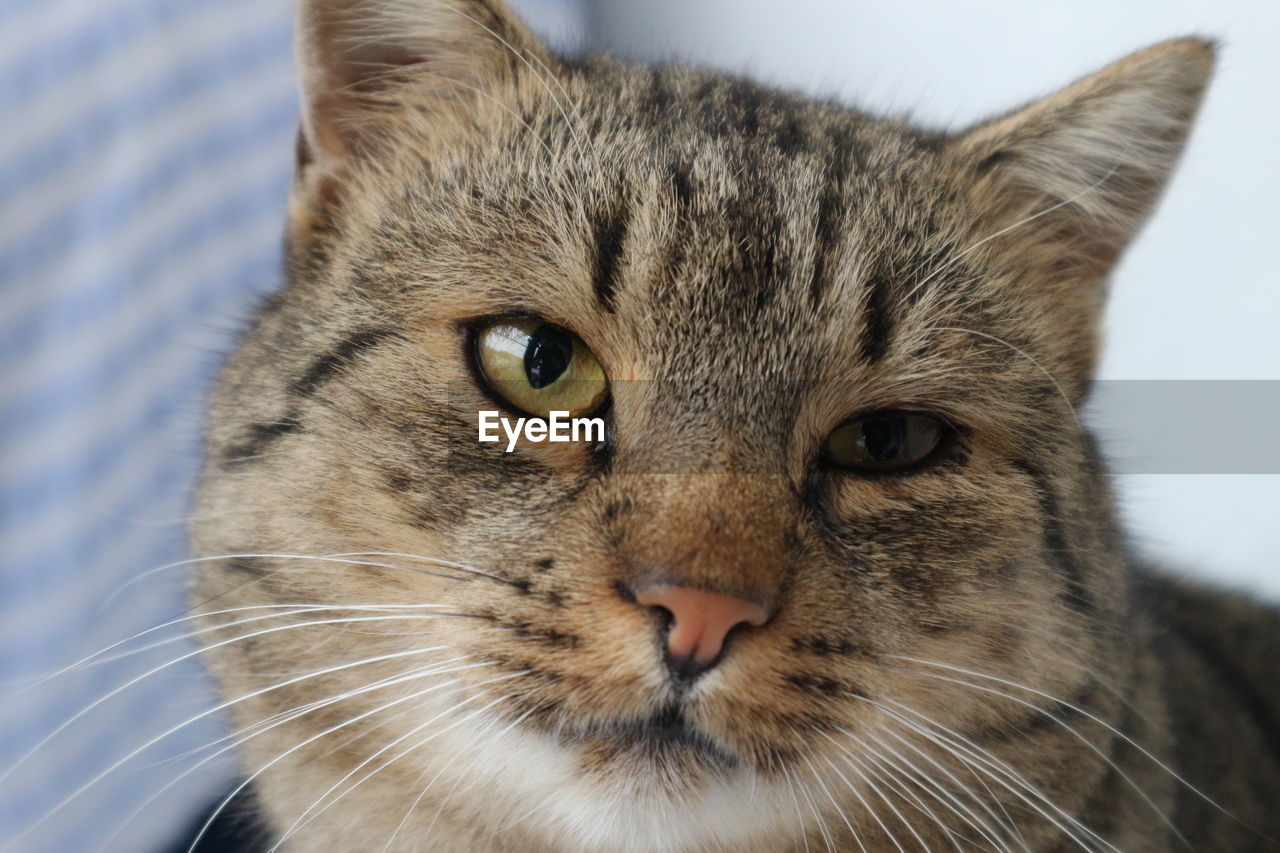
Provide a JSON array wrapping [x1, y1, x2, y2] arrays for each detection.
[[670, 160, 694, 207], [970, 678, 1098, 744], [721, 156, 786, 313], [809, 140, 855, 307], [291, 328, 400, 398], [858, 271, 894, 362], [591, 202, 629, 312], [221, 416, 304, 464], [225, 557, 272, 578], [1046, 757, 1127, 853], [221, 328, 399, 464], [1011, 460, 1092, 612]]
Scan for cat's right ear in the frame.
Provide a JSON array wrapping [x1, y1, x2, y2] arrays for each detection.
[[947, 38, 1214, 277], [292, 0, 550, 234]]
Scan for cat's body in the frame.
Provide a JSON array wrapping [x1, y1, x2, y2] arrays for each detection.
[[190, 1, 1280, 849]]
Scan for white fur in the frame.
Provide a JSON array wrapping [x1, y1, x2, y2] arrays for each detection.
[[425, 708, 807, 852]]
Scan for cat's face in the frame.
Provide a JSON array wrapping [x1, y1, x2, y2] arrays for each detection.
[[192, 2, 1211, 849]]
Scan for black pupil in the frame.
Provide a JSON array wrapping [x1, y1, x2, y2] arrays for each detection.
[[861, 415, 907, 462], [523, 326, 574, 389]]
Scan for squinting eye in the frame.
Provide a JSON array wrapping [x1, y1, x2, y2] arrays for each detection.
[[474, 318, 608, 418], [822, 411, 949, 473]]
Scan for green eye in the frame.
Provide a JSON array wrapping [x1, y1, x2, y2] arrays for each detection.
[[823, 412, 948, 472], [474, 318, 608, 418]]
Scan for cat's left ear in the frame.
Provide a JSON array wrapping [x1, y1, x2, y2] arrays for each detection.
[[293, 0, 550, 232], [948, 38, 1214, 276]]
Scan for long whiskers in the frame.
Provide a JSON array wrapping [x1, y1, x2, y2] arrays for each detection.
[[26, 602, 470, 692], [103, 551, 519, 611], [182, 669, 519, 853], [899, 666, 1184, 846], [891, 655, 1238, 839], [854, 726, 1019, 851], [779, 764, 817, 853], [0, 611, 469, 795], [379, 682, 553, 851], [788, 747, 841, 853], [95, 656, 493, 853], [153, 654, 479, 769], [868, 697, 1114, 853], [1, 614, 486, 851], [9, 603, 362, 694], [801, 748, 900, 853], [818, 734, 946, 853], [262, 671, 538, 851]]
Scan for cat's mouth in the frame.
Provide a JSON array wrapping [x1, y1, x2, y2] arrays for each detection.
[[559, 703, 738, 769]]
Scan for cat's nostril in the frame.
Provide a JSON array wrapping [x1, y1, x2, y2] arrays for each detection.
[[633, 584, 770, 680]]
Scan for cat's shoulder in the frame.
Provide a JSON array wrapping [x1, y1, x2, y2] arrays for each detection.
[[1138, 570, 1280, 731], [1135, 570, 1280, 842], [1140, 569, 1280, 650]]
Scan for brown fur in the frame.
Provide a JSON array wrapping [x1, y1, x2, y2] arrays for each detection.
[[191, 2, 1279, 849]]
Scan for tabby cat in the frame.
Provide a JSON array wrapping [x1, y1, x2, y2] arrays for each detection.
[[189, 1, 1280, 850]]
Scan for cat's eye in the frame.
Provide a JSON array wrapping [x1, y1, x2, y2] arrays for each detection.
[[473, 318, 608, 418], [822, 411, 949, 473]]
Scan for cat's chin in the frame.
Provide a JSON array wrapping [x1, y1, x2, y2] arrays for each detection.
[[427, 706, 801, 851]]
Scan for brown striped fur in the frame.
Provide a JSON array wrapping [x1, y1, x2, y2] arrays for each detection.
[[191, 2, 1279, 849]]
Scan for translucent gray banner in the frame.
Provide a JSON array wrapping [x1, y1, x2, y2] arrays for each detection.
[[1087, 380, 1280, 474], [445, 380, 1280, 474]]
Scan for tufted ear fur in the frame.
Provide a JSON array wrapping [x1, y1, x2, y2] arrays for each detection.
[[949, 38, 1214, 278], [293, 0, 550, 232]]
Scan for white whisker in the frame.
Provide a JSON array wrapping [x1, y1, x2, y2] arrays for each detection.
[[96, 656, 492, 852], [267, 671, 534, 850], [921, 326, 1081, 429], [183, 668, 523, 853], [0, 613, 464, 800], [893, 655, 1226, 829], [99, 550, 505, 612], [383, 683, 551, 851], [871, 697, 1111, 852], [857, 727, 1018, 851], [779, 764, 817, 853], [817, 740, 934, 852], [900, 163, 1121, 308]]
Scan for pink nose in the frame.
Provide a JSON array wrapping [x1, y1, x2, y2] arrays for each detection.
[[633, 584, 770, 677]]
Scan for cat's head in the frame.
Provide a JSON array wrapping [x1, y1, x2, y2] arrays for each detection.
[[192, 1, 1212, 848]]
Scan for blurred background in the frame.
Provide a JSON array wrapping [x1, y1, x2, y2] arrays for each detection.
[[0, 0, 1275, 849]]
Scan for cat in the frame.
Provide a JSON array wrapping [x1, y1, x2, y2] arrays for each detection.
[[188, 0, 1280, 850]]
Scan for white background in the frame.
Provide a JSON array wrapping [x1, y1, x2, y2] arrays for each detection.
[[569, 0, 1280, 598]]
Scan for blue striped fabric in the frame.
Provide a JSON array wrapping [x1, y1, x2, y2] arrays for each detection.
[[0, 0, 298, 849], [0, 1, 584, 850]]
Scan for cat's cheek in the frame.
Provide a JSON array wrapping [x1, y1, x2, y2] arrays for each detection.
[[808, 464, 1050, 622]]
